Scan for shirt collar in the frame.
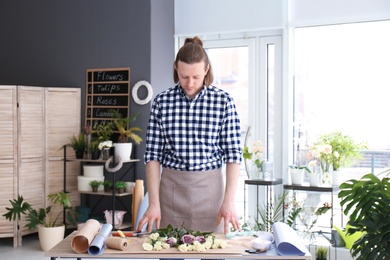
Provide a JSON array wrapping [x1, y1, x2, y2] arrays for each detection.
[[177, 84, 207, 101]]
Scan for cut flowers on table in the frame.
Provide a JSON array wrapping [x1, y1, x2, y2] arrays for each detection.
[[142, 224, 227, 252]]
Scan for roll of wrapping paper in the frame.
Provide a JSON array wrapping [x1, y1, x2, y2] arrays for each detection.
[[106, 236, 129, 251], [88, 223, 113, 255], [131, 179, 144, 228], [71, 219, 101, 254]]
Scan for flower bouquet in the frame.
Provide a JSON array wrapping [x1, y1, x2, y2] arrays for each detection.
[[243, 140, 265, 179], [142, 224, 227, 252]]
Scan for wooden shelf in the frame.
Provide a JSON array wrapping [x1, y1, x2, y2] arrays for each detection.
[[283, 183, 339, 192], [78, 190, 133, 197], [65, 158, 140, 163]]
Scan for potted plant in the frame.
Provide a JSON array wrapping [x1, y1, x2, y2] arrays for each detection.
[[89, 180, 102, 192], [109, 109, 143, 161], [315, 246, 328, 260], [251, 191, 301, 233], [103, 180, 113, 192], [318, 131, 367, 185], [93, 121, 114, 143], [289, 165, 311, 185], [3, 191, 76, 251], [115, 181, 127, 194], [89, 139, 100, 160], [67, 133, 86, 159], [338, 170, 390, 259]]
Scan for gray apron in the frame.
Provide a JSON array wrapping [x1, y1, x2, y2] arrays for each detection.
[[159, 167, 224, 233]]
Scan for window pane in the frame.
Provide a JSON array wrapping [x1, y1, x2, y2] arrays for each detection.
[[294, 20, 390, 178], [208, 47, 249, 132]]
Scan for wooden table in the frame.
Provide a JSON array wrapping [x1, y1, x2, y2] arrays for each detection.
[[45, 231, 311, 260]]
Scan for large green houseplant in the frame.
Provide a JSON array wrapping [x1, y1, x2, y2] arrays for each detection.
[[338, 169, 390, 259], [3, 191, 76, 251]]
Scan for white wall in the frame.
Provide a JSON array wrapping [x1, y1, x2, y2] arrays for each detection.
[[174, 0, 284, 36], [175, 0, 390, 36], [289, 0, 390, 27]]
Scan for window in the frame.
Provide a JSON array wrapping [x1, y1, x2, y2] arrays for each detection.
[[177, 33, 283, 223], [293, 20, 390, 180]]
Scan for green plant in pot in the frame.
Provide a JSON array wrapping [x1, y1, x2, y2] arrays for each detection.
[[338, 169, 390, 259], [89, 139, 101, 160], [3, 191, 76, 251], [318, 131, 367, 171], [93, 121, 114, 142], [89, 180, 102, 192], [315, 246, 328, 260], [67, 133, 86, 159], [109, 109, 143, 144], [108, 109, 143, 161], [103, 180, 113, 192], [115, 181, 127, 193]]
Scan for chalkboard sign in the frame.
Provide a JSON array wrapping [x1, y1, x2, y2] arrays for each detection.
[[85, 67, 130, 131]]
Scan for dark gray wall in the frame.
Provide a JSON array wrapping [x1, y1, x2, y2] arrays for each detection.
[[0, 0, 175, 184]]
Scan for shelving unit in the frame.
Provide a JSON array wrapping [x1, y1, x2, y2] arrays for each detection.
[[63, 145, 139, 230], [243, 178, 283, 226], [283, 184, 342, 260]]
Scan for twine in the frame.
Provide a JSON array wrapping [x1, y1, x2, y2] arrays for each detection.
[[106, 237, 128, 251]]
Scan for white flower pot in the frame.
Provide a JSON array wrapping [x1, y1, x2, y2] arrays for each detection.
[[290, 168, 305, 185], [38, 225, 65, 251], [113, 143, 132, 161], [332, 170, 341, 186], [309, 172, 321, 187]]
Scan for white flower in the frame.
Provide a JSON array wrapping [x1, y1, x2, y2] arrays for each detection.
[[98, 140, 112, 150], [178, 244, 188, 252], [144, 237, 153, 244], [219, 240, 227, 248], [204, 240, 213, 249], [142, 243, 153, 251], [149, 232, 159, 240], [308, 160, 317, 167], [153, 242, 163, 251], [162, 242, 170, 249], [195, 243, 206, 252]]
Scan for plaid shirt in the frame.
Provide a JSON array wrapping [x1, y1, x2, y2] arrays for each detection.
[[144, 84, 242, 171]]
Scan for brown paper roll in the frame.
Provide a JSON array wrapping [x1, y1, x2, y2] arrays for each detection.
[[131, 179, 144, 228], [106, 236, 129, 251], [71, 219, 101, 253]]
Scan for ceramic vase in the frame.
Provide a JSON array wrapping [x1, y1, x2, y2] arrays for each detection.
[[38, 225, 65, 251], [332, 170, 341, 186], [113, 143, 132, 161], [309, 172, 321, 187], [290, 168, 305, 185]]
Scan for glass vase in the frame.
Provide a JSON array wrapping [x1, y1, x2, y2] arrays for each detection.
[[84, 134, 91, 159], [321, 171, 332, 187], [102, 148, 111, 160]]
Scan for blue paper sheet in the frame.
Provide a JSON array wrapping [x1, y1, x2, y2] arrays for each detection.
[[272, 222, 309, 256], [88, 223, 113, 255]]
